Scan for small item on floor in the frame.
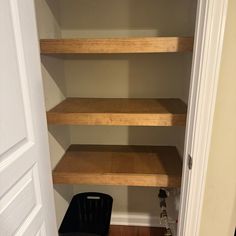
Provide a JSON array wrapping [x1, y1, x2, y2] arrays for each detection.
[[59, 192, 113, 236], [158, 189, 173, 236]]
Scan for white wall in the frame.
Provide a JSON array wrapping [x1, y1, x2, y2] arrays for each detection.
[[34, 0, 73, 226], [59, 0, 196, 227], [59, 0, 196, 38]]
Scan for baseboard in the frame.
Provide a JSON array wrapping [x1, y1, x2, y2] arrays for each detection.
[[111, 213, 162, 227]]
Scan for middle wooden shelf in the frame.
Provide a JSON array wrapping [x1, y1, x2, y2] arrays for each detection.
[[53, 145, 182, 187], [47, 97, 187, 126]]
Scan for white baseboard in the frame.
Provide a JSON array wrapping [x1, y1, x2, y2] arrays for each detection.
[[111, 213, 177, 236], [111, 213, 162, 227]]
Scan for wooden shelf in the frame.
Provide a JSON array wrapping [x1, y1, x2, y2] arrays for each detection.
[[40, 37, 193, 54], [53, 145, 182, 187], [47, 98, 187, 126]]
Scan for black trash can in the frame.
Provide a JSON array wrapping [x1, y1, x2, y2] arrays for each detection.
[[59, 192, 113, 236]]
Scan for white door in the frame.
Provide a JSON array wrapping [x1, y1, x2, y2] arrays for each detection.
[[0, 0, 57, 235]]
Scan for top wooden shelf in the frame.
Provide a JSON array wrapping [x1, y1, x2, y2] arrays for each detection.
[[40, 37, 194, 54]]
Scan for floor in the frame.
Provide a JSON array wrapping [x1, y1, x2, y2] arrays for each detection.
[[109, 225, 166, 236]]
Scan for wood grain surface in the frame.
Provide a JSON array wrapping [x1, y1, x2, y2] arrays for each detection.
[[47, 98, 187, 126], [109, 225, 166, 236], [40, 37, 194, 54], [53, 145, 182, 187]]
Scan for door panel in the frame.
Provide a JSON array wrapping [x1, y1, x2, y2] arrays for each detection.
[[19, 208, 44, 236], [0, 0, 27, 156], [0, 170, 38, 235], [0, 0, 57, 235], [0, 146, 35, 198]]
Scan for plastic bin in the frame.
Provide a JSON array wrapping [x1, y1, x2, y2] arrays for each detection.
[[59, 192, 113, 236]]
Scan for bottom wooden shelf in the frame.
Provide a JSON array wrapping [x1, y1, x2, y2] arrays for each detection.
[[53, 145, 182, 187]]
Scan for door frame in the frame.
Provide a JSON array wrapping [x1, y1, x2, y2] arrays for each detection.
[[178, 0, 229, 235]]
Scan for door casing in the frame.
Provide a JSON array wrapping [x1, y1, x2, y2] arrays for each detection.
[[178, 0, 229, 235]]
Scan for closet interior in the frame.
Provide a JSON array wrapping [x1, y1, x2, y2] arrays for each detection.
[[35, 0, 197, 232]]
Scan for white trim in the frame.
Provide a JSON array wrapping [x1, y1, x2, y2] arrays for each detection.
[[111, 213, 161, 227], [111, 213, 176, 227], [178, 0, 229, 235]]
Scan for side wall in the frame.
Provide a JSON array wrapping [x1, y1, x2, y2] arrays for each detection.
[[34, 0, 73, 226], [200, 0, 236, 234]]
